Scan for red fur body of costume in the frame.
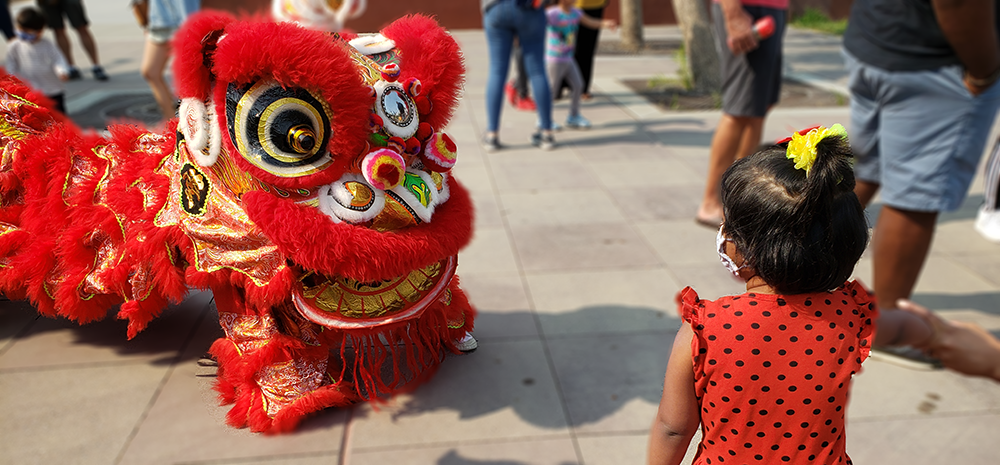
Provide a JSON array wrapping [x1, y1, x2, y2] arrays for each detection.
[[0, 13, 475, 433]]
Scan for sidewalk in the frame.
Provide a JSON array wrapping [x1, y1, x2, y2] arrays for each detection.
[[1, 11, 999, 465]]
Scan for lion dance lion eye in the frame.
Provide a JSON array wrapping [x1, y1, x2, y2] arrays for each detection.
[[226, 80, 334, 177], [288, 125, 317, 154]]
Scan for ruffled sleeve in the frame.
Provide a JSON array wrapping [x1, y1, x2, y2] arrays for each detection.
[[676, 286, 702, 326], [844, 280, 879, 365], [677, 286, 708, 371]]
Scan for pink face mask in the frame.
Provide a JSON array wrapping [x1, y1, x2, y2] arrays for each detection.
[[716, 225, 746, 278]]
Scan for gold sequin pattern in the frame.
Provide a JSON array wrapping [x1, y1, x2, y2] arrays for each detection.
[[371, 191, 418, 231], [301, 260, 442, 319], [257, 356, 329, 418], [0, 221, 18, 237], [0, 88, 45, 151], [219, 312, 279, 355], [63, 154, 103, 206], [79, 230, 119, 297], [156, 142, 286, 286]]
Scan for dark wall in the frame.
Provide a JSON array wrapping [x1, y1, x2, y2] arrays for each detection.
[[201, 0, 673, 30], [201, 0, 848, 31]]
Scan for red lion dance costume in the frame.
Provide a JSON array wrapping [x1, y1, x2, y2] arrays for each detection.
[[0, 11, 476, 433]]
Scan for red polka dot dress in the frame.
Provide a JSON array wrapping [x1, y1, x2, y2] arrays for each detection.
[[677, 280, 878, 464]]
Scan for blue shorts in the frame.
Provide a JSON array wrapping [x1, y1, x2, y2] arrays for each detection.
[[845, 49, 1000, 212]]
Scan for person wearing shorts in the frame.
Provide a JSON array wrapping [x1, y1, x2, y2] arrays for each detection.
[[140, 0, 199, 120], [842, 0, 1000, 312], [695, 0, 787, 227], [36, 0, 106, 80]]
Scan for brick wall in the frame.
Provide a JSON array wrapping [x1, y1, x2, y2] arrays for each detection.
[[201, 0, 849, 30]]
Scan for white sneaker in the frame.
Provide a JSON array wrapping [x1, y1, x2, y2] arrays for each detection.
[[975, 206, 1000, 242], [455, 332, 478, 353]]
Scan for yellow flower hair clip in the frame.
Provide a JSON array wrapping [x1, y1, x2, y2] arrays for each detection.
[[784, 124, 847, 174]]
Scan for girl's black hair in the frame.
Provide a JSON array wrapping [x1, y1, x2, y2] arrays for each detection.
[[16, 8, 47, 31], [720, 133, 868, 294]]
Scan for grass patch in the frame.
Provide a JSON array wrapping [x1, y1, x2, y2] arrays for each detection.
[[791, 8, 848, 35]]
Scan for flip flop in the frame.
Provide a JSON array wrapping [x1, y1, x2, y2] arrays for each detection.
[[695, 216, 723, 229]]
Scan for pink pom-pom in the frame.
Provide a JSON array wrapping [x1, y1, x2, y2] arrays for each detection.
[[420, 131, 457, 172], [361, 148, 406, 190]]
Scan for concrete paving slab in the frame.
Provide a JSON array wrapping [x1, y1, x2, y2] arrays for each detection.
[[456, 272, 539, 341], [850, 358, 1000, 418], [499, 189, 628, 226], [0, 292, 210, 370], [0, 363, 169, 465], [457, 227, 521, 276], [636, 220, 722, 267], [547, 332, 671, 433], [351, 438, 580, 465], [348, 340, 571, 448], [115, 299, 350, 465], [508, 223, 661, 273], [607, 185, 705, 222], [847, 413, 1000, 464], [526, 268, 680, 336]]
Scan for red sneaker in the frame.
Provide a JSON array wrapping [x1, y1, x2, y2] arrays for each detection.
[[516, 96, 537, 111], [505, 82, 518, 106]]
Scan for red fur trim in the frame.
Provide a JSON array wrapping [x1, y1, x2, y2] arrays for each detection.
[[209, 20, 373, 190], [381, 15, 465, 130], [242, 177, 474, 281], [266, 385, 359, 434], [172, 11, 236, 100]]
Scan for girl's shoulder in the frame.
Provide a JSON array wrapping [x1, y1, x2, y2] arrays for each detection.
[[675, 287, 748, 325], [676, 281, 876, 326]]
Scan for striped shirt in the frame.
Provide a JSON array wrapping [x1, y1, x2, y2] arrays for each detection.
[[5, 38, 68, 96]]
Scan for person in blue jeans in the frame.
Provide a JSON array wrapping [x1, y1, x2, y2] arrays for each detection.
[[481, 0, 556, 151]]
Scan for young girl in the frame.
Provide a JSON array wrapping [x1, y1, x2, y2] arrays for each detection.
[[648, 125, 934, 465]]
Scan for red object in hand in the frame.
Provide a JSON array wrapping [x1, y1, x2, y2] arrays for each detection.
[[726, 15, 775, 53], [752, 15, 776, 40]]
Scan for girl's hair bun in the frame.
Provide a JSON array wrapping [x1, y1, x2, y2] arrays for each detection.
[[721, 125, 867, 294]]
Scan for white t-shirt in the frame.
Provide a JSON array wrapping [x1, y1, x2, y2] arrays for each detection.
[[5, 38, 68, 96]]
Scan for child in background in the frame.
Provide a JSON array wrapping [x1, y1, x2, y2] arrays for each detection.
[[5, 7, 69, 113], [647, 126, 935, 465], [545, 0, 614, 129]]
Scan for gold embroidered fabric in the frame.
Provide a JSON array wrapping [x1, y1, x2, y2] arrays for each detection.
[[155, 141, 285, 285], [219, 311, 279, 355], [257, 356, 329, 418]]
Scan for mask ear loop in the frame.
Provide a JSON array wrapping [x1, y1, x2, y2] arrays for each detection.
[[717, 225, 748, 277]]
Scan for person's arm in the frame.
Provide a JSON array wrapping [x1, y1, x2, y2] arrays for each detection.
[[648, 323, 700, 465], [718, 0, 756, 54], [873, 307, 935, 347], [932, 0, 1000, 95], [579, 13, 615, 30], [897, 300, 1000, 381], [48, 42, 69, 81]]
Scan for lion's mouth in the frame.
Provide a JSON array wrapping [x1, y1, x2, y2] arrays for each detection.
[[290, 255, 456, 329], [312, 169, 450, 231]]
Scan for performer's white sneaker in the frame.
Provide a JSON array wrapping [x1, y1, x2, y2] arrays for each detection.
[[455, 332, 478, 353], [975, 206, 1000, 243]]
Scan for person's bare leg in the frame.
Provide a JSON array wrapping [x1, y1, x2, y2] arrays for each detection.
[[854, 179, 880, 207], [52, 28, 73, 66], [870, 205, 937, 310], [697, 114, 759, 224], [75, 25, 100, 66], [140, 39, 174, 120], [735, 116, 764, 160]]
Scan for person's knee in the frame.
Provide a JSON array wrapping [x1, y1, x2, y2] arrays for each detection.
[[140, 67, 161, 83], [722, 113, 762, 126]]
